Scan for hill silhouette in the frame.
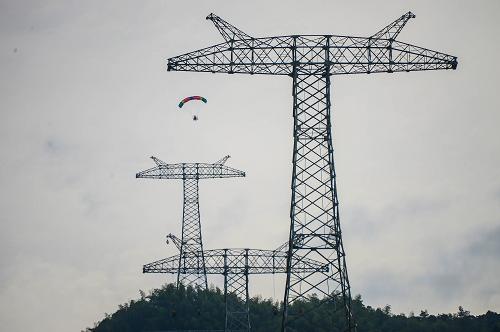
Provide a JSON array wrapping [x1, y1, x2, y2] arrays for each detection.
[[86, 283, 500, 332]]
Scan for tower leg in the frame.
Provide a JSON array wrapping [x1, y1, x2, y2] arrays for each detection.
[[177, 177, 208, 289], [282, 70, 355, 331], [224, 249, 250, 332]]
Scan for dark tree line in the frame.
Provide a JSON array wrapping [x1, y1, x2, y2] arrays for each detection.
[[86, 283, 500, 332]]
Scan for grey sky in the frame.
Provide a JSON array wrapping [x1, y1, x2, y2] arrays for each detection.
[[0, 0, 499, 331]]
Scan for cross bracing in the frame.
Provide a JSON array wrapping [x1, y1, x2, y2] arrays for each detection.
[[143, 248, 328, 275]]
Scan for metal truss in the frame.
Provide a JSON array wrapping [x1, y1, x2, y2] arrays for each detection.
[[225, 259, 249, 332], [137, 156, 245, 290], [168, 13, 456, 77], [144, 243, 328, 332], [284, 71, 354, 329], [166, 12, 457, 332], [144, 247, 327, 275]]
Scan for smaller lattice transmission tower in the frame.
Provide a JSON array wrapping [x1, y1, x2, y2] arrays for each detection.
[[136, 155, 245, 289]]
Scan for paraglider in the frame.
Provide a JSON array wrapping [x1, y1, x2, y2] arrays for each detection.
[[178, 96, 207, 121]]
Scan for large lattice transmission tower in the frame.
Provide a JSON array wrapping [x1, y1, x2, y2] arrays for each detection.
[[166, 12, 457, 332], [137, 155, 245, 290], [144, 238, 327, 332]]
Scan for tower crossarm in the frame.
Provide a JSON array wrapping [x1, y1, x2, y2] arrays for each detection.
[[136, 156, 246, 179], [143, 248, 328, 274], [168, 12, 457, 76]]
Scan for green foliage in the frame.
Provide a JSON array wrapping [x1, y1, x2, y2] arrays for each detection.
[[86, 284, 500, 332]]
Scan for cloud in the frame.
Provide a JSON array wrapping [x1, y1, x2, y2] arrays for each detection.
[[469, 224, 500, 259], [44, 138, 68, 156], [495, 188, 500, 201], [356, 223, 500, 314]]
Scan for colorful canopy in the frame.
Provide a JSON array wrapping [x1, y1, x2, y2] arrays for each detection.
[[178, 96, 207, 108]]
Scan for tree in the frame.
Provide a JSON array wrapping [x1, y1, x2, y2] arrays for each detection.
[[86, 284, 500, 332]]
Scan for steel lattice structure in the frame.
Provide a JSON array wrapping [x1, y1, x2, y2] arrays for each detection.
[[166, 12, 457, 332], [144, 239, 328, 332], [137, 156, 245, 290]]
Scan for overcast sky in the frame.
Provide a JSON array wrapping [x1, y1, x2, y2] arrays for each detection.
[[1, 0, 499, 331]]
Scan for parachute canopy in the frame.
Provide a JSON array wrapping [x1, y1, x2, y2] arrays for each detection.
[[178, 96, 207, 108]]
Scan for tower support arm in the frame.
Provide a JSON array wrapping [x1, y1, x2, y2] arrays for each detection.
[[371, 11, 415, 40], [215, 155, 231, 165], [166, 233, 183, 251], [206, 13, 253, 42]]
